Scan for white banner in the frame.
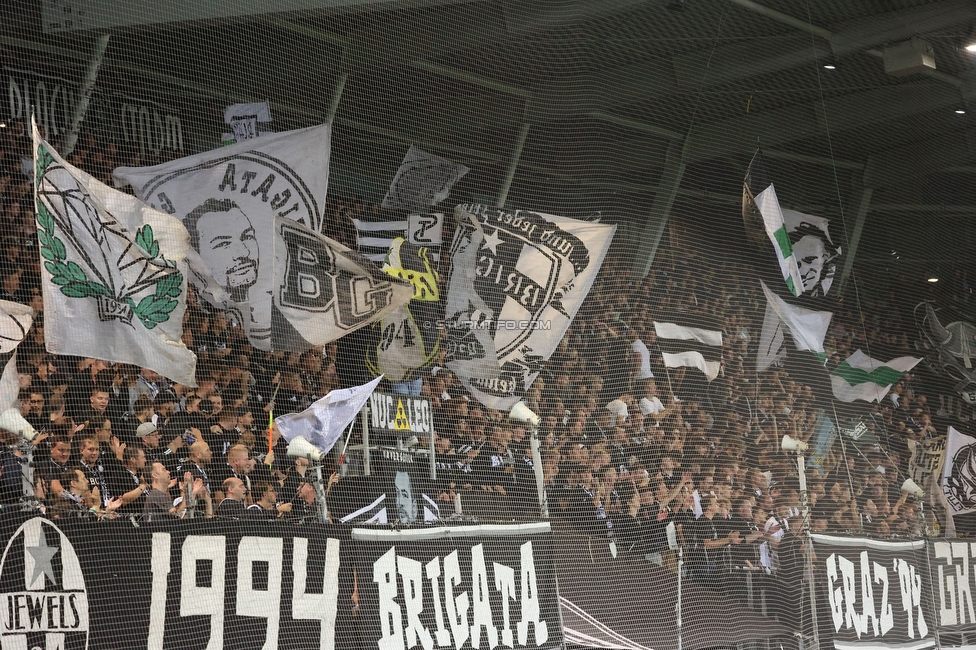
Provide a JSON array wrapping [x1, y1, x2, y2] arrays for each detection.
[[113, 124, 332, 350], [34, 122, 196, 386]]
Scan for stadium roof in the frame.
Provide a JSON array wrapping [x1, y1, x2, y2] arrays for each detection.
[[2, 0, 975, 287]]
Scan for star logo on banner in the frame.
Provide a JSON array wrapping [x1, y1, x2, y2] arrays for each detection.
[[481, 229, 502, 254], [27, 533, 59, 588]]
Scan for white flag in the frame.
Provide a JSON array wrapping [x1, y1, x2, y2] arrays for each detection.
[[273, 217, 414, 347], [34, 122, 197, 386], [114, 124, 332, 351], [276, 376, 383, 453], [829, 350, 921, 403], [753, 184, 805, 297], [757, 280, 832, 372], [943, 426, 976, 516], [0, 300, 33, 410], [446, 204, 615, 410], [653, 320, 723, 381], [381, 146, 469, 211]]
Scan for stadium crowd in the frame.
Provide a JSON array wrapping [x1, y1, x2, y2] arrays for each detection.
[[0, 120, 971, 595]]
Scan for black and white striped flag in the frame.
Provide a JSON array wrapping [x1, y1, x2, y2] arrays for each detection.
[[653, 319, 723, 381], [351, 212, 444, 263]]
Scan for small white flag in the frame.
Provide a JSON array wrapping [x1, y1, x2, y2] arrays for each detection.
[[829, 350, 920, 403], [654, 320, 723, 381], [381, 146, 469, 211], [224, 101, 272, 142], [276, 376, 383, 453], [0, 300, 33, 411]]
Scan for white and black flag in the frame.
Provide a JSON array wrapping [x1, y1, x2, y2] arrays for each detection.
[[352, 211, 444, 263], [381, 145, 469, 212], [114, 125, 333, 351], [445, 204, 615, 411], [942, 426, 976, 517], [653, 318, 724, 381]]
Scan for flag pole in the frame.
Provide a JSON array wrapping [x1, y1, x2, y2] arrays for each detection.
[[267, 376, 283, 456], [336, 419, 358, 468]]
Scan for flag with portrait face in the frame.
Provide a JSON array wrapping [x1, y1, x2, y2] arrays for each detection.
[[114, 124, 332, 351]]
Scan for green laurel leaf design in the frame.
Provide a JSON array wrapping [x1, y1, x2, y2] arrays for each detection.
[[35, 146, 53, 181], [135, 225, 161, 258], [37, 184, 182, 329], [133, 294, 178, 330]]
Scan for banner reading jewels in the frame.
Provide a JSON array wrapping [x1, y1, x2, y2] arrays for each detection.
[[0, 515, 561, 650]]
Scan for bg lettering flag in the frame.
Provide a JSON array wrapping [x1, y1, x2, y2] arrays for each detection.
[[274, 218, 414, 348], [34, 122, 196, 386], [114, 125, 332, 351], [445, 204, 614, 411]]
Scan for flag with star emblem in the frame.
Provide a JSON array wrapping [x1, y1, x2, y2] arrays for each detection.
[[444, 204, 615, 410]]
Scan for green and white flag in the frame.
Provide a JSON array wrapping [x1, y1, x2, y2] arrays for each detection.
[[33, 121, 197, 386], [830, 350, 921, 403], [757, 280, 832, 371], [754, 183, 804, 297]]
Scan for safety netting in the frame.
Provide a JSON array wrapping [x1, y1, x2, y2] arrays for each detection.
[[1, 1, 976, 649]]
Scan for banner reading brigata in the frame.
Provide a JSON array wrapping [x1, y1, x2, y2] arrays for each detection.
[[0, 515, 560, 650], [813, 534, 935, 650], [352, 525, 561, 650]]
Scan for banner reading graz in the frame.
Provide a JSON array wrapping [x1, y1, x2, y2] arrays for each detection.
[[813, 534, 935, 650], [351, 524, 561, 650], [0, 515, 560, 650]]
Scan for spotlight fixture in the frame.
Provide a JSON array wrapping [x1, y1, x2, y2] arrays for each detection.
[[928, 277, 939, 283], [0, 122, 6, 128], [956, 106, 967, 114], [966, 43, 976, 53], [823, 59, 837, 70]]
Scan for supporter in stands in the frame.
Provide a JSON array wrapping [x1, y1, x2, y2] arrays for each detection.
[[216, 477, 247, 517], [51, 468, 122, 519], [107, 446, 149, 516], [143, 462, 209, 519], [247, 481, 291, 520], [38, 435, 71, 494], [74, 436, 112, 507]]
